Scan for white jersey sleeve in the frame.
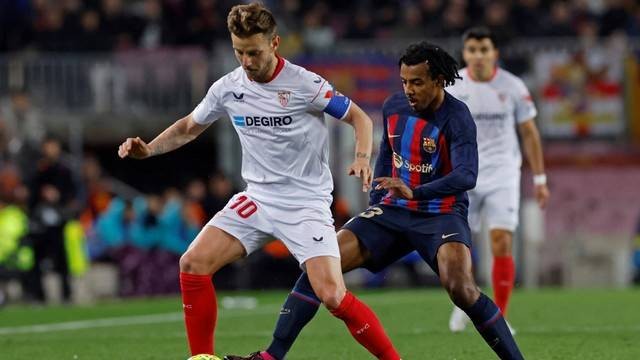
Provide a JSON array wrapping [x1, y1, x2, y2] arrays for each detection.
[[512, 77, 537, 124], [192, 78, 226, 125], [298, 70, 352, 120]]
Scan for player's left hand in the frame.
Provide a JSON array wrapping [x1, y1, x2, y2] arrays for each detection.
[[348, 159, 372, 192], [373, 177, 413, 199], [534, 184, 549, 209]]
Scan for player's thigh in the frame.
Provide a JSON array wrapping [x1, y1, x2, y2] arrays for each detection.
[[342, 208, 411, 273], [180, 225, 247, 275], [182, 192, 275, 274], [407, 214, 473, 275], [336, 228, 370, 272], [484, 183, 520, 233]]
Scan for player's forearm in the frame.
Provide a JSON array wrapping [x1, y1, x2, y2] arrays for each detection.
[[147, 116, 201, 157], [521, 124, 545, 175], [412, 167, 477, 200], [345, 103, 373, 161]]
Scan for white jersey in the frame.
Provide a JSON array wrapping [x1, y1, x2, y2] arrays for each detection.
[[192, 58, 351, 211], [447, 67, 537, 184]]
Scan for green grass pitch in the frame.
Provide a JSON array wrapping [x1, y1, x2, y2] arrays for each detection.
[[1, 288, 638, 359]]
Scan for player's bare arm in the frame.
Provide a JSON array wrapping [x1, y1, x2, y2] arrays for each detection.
[[342, 101, 373, 192], [373, 176, 413, 199], [518, 118, 549, 208], [118, 113, 210, 159]]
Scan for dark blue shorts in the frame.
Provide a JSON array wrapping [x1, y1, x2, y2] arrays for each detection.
[[342, 204, 472, 274]]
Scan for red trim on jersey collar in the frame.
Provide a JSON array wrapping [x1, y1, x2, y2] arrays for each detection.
[[265, 55, 285, 83], [466, 66, 498, 82]]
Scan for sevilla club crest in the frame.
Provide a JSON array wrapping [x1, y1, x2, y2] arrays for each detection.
[[423, 137, 436, 153], [278, 91, 291, 107]]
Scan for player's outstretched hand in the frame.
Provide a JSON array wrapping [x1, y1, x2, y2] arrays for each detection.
[[374, 177, 413, 199], [535, 184, 550, 209], [118, 137, 151, 159], [347, 160, 372, 192]]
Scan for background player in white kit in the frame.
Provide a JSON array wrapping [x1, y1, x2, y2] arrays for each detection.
[[447, 27, 550, 333], [118, 3, 401, 360]]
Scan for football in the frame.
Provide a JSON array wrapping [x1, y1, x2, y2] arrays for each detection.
[[187, 355, 222, 360]]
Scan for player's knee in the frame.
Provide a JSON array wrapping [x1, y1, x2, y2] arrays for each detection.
[[445, 279, 479, 309], [179, 250, 212, 275], [316, 285, 346, 310], [490, 230, 513, 256]]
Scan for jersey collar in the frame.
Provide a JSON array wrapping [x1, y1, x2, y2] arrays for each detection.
[[264, 54, 285, 83], [466, 66, 498, 82]]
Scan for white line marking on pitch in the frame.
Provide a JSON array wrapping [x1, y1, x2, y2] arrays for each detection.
[[0, 306, 278, 335]]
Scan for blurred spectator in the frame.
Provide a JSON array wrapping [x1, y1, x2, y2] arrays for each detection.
[[301, 2, 335, 52], [545, 1, 576, 36], [512, 0, 545, 36], [184, 0, 227, 50], [484, 1, 515, 46], [138, 0, 173, 49], [0, 195, 30, 306], [625, 3, 640, 36], [75, 9, 110, 52], [0, 0, 33, 51], [101, 0, 142, 51], [599, 0, 633, 36], [32, 2, 73, 51], [344, 7, 376, 39], [393, 4, 425, 40], [276, 0, 304, 34], [22, 137, 77, 303], [0, 89, 46, 179], [438, 3, 469, 37], [373, 0, 401, 35]]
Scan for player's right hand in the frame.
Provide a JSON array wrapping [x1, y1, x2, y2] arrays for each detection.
[[347, 159, 373, 192], [118, 137, 151, 159]]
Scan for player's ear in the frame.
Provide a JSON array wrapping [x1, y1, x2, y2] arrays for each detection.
[[436, 74, 446, 88], [271, 34, 280, 52]]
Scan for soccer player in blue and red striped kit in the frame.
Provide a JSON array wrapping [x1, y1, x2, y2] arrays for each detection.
[[225, 42, 523, 360]]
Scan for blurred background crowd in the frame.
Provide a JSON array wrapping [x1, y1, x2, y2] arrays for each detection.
[[1, 0, 639, 306], [1, 0, 640, 53]]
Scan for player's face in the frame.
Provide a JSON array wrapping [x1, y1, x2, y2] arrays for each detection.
[[231, 32, 280, 82], [462, 38, 498, 80], [400, 62, 441, 113]]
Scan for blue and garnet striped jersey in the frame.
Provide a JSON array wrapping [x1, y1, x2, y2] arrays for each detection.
[[370, 91, 478, 217]]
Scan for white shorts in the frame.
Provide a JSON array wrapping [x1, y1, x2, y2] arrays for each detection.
[[207, 191, 339, 265], [468, 177, 520, 233]]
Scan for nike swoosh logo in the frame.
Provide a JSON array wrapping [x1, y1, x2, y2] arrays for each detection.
[[388, 134, 400, 138], [442, 233, 459, 239]]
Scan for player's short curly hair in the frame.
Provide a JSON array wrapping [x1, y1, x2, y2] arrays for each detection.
[[227, 2, 277, 38], [399, 41, 461, 87]]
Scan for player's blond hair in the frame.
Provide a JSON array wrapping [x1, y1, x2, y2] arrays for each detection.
[[227, 2, 277, 38]]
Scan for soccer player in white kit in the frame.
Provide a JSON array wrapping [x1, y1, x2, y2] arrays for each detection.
[[117, 3, 401, 360], [446, 27, 550, 333]]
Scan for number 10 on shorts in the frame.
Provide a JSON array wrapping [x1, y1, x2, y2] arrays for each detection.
[[229, 195, 258, 218]]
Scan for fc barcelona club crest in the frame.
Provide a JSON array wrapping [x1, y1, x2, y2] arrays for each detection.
[[278, 91, 291, 107], [423, 137, 436, 153]]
